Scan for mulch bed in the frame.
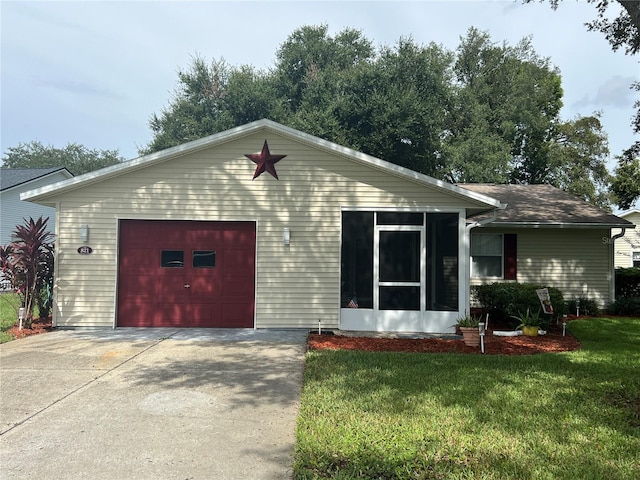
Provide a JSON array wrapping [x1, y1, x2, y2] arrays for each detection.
[[7, 316, 53, 339], [308, 323, 581, 355], [8, 317, 581, 355]]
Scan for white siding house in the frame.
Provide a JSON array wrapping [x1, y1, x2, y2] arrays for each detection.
[[22, 121, 632, 330], [0, 168, 72, 246], [613, 210, 640, 269]]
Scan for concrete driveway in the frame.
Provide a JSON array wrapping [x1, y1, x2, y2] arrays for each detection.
[[0, 328, 308, 480]]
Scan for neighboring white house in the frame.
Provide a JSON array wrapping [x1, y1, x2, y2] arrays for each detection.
[[21, 120, 633, 332], [613, 209, 640, 269], [0, 168, 73, 246]]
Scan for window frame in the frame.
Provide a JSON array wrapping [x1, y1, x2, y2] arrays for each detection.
[[471, 233, 504, 279]]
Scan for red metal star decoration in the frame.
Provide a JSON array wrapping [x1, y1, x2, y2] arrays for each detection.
[[245, 140, 287, 180]]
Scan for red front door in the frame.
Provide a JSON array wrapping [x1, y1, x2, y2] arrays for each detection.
[[117, 220, 255, 327]]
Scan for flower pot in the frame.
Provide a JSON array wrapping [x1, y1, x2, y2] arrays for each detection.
[[459, 327, 480, 347], [522, 326, 539, 337]]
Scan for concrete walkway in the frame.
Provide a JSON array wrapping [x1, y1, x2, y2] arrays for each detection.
[[0, 328, 308, 480]]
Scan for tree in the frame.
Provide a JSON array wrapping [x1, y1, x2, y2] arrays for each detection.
[[527, 0, 639, 54], [1, 141, 124, 176], [144, 57, 283, 154], [611, 81, 640, 209], [528, 1, 640, 208], [445, 29, 565, 184], [145, 25, 613, 206], [548, 115, 612, 208], [611, 144, 640, 209], [0, 217, 54, 327]]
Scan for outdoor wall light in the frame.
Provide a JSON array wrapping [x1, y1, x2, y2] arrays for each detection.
[[80, 224, 89, 242], [283, 227, 290, 246]]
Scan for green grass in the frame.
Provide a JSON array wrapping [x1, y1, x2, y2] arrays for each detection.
[[295, 317, 640, 479], [0, 292, 21, 343]]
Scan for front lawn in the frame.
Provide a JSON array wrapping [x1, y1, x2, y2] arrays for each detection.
[[295, 317, 640, 479], [0, 292, 21, 343]]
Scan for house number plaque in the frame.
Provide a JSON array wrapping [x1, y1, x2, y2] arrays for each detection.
[[77, 246, 93, 255]]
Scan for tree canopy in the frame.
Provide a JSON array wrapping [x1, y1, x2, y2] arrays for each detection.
[[529, 0, 640, 209], [145, 24, 613, 208], [1, 141, 124, 176]]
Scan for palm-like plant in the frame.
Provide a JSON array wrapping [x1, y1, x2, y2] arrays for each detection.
[[0, 217, 54, 327]]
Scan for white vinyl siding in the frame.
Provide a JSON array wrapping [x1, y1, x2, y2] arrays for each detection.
[[0, 171, 70, 246], [613, 211, 640, 268], [43, 131, 487, 328], [472, 228, 612, 308]]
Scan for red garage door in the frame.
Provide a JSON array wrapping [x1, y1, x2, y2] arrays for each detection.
[[117, 220, 255, 328]]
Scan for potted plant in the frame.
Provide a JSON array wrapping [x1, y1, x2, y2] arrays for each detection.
[[456, 315, 480, 347], [513, 309, 541, 336]]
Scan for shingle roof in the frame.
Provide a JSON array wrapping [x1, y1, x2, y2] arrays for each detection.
[[459, 184, 634, 228], [1, 168, 71, 191]]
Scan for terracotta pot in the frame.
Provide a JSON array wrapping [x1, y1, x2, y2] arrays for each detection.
[[522, 326, 539, 337], [459, 327, 480, 347]]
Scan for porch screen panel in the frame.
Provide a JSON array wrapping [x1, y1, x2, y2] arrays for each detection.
[[426, 213, 458, 311], [341, 212, 374, 308]]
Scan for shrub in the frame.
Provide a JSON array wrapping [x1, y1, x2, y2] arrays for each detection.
[[472, 282, 565, 329], [606, 297, 640, 316], [0, 217, 54, 326], [615, 267, 640, 298], [567, 296, 600, 316]]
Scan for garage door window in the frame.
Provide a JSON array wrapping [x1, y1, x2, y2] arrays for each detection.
[[161, 250, 184, 268], [193, 250, 216, 268]]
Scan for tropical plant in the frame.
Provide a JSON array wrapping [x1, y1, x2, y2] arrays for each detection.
[[456, 315, 480, 328], [512, 309, 542, 329], [0, 217, 54, 327]]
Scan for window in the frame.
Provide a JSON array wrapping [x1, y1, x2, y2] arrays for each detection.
[[161, 250, 184, 268], [193, 250, 215, 268], [471, 234, 503, 278], [633, 251, 640, 268], [471, 233, 517, 280]]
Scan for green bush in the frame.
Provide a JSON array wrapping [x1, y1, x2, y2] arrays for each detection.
[[567, 296, 600, 316], [606, 297, 640, 316], [472, 282, 565, 328], [615, 267, 640, 298]]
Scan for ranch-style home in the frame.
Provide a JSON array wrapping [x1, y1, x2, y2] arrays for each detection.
[[21, 120, 634, 333]]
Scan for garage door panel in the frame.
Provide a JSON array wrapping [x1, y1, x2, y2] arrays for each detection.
[[223, 250, 255, 269], [222, 277, 254, 297], [221, 302, 254, 327], [120, 249, 156, 267], [118, 220, 255, 328]]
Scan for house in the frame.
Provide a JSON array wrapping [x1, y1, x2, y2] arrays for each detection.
[[613, 209, 640, 269], [459, 184, 634, 307], [1, 167, 73, 246], [21, 120, 633, 332]]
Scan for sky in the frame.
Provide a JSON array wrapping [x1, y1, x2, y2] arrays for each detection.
[[1, 0, 638, 170]]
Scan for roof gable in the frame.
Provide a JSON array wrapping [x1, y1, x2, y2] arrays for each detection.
[[1, 167, 72, 191], [460, 183, 634, 228], [21, 119, 503, 210]]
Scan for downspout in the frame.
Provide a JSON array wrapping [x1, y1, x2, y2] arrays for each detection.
[[610, 228, 627, 303], [464, 205, 507, 316]]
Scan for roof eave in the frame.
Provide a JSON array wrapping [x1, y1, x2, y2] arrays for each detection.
[[474, 221, 636, 229]]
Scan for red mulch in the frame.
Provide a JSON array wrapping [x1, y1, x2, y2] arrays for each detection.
[[7, 317, 581, 355], [7, 316, 53, 339], [308, 324, 581, 355]]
